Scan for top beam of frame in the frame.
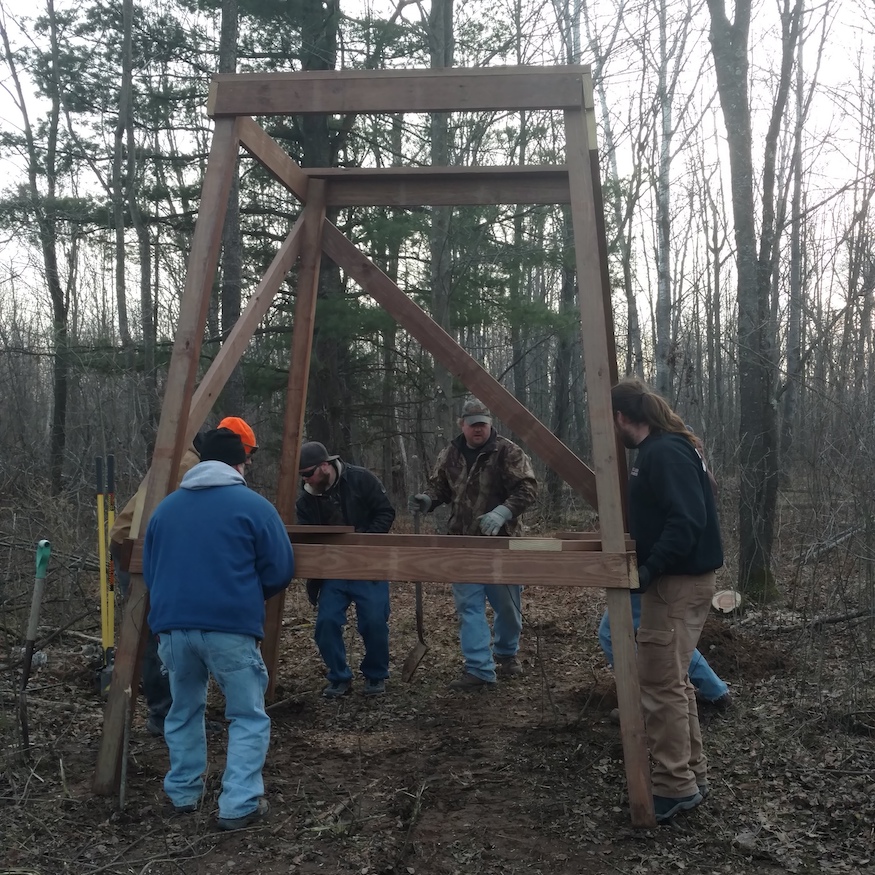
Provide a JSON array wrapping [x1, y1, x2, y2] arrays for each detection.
[[208, 65, 591, 117]]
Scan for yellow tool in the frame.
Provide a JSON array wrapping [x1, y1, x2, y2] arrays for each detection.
[[96, 456, 115, 696]]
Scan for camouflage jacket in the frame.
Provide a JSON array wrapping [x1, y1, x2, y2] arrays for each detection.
[[425, 430, 537, 536]]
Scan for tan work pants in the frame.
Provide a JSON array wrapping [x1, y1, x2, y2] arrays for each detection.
[[638, 571, 716, 797]]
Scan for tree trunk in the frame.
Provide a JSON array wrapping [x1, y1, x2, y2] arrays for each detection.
[[706, 0, 802, 601]]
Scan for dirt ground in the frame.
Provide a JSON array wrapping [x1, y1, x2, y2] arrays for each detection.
[[4, 577, 874, 875]]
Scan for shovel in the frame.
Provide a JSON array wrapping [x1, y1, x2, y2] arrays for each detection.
[[401, 491, 429, 681], [19, 539, 52, 759]]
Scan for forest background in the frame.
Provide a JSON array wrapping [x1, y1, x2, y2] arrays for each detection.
[[0, 0, 874, 715]]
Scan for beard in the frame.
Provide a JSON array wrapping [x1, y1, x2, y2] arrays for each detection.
[[615, 424, 641, 449]]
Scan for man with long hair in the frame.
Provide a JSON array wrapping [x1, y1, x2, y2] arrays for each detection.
[[611, 378, 724, 823]]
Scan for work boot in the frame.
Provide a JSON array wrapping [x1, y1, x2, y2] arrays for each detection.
[[448, 672, 496, 692], [322, 680, 351, 699], [653, 791, 703, 824], [697, 690, 733, 712], [362, 678, 386, 696], [216, 797, 270, 831], [495, 655, 523, 677]]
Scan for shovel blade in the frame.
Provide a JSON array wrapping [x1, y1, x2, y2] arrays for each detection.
[[401, 641, 429, 683]]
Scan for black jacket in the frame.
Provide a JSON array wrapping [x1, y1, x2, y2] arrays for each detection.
[[629, 432, 723, 588], [295, 461, 395, 534]]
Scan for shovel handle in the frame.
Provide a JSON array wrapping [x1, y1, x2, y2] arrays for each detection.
[[35, 539, 51, 581]]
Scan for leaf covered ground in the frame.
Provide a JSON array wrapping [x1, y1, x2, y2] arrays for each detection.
[[3, 578, 874, 875]]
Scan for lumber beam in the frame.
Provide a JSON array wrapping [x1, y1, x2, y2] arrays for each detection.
[[94, 117, 242, 797], [566, 101, 654, 828], [208, 65, 592, 117], [287, 543, 633, 587], [302, 166, 571, 206], [321, 222, 599, 508], [263, 181, 327, 698]]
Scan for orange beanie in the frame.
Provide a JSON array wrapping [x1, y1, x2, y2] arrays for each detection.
[[217, 417, 258, 455]]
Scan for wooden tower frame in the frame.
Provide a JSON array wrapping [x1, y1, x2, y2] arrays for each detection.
[[93, 65, 655, 827]]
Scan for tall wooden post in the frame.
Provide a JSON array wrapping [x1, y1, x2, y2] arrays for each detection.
[[263, 182, 327, 697], [565, 101, 655, 826]]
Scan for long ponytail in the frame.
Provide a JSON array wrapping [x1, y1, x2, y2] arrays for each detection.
[[610, 379, 696, 446]]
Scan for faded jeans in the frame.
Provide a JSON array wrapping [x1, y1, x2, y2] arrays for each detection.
[[452, 583, 522, 682], [157, 629, 270, 819], [598, 592, 728, 702], [638, 572, 716, 797]]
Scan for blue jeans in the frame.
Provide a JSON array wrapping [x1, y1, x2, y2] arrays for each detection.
[[598, 592, 728, 702], [157, 629, 270, 819], [452, 583, 522, 682], [314, 579, 390, 684], [114, 557, 172, 721]]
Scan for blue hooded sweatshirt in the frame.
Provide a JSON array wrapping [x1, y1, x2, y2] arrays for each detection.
[[143, 461, 295, 639]]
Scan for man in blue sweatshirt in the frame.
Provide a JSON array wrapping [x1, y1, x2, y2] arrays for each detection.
[[611, 379, 724, 824], [143, 428, 295, 831]]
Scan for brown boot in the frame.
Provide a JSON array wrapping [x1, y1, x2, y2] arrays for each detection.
[[448, 672, 496, 691], [495, 655, 523, 677]]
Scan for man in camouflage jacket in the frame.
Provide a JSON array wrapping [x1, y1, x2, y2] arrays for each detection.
[[409, 399, 538, 690]]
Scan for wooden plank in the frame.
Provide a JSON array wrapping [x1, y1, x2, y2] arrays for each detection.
[[286, 532, 626, 552], [321, 221, 599, 508], [263, 181, 327, 698], [128, 534, 638, 574], [94, 117, 243, 796], [556, 531, 634, 550], [237, 115, 309, 200], [566, 102, 654, 828], [565, 107, 625, 544], [208, 66, 592, 116], [606, 588, 654, 827], [289, 543, 633, 587], [583, 76, 629, 520], [305, 166, 570, 206]]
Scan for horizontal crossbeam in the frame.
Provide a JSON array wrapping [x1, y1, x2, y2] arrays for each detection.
[[301, 166, 571, 206], [208, 65, 590, 116]]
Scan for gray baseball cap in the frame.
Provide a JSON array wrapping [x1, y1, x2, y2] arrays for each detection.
[[461, 398, 493, 426]]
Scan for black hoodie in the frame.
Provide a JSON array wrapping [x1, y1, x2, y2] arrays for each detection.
[[629, 431, 723, 588]]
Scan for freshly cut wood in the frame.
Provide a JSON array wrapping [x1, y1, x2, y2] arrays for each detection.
[[712, 588, 743, 613]]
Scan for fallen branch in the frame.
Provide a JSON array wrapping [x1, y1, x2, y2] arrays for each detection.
[[776, 607, 874, 633], [795, 526, 862, 565]]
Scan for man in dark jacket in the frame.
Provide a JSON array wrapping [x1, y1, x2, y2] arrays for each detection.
[[143, 428, 295, 831], [611, 379, 724, 824], [295, 441, 396, 699], [408, 399, 538, 691]]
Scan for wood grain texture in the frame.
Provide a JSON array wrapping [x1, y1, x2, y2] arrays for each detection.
[[263, 181, 327, 697], [209, 66, 591, 116], [285, 543, 633, 587], [305, 166, 571, 206]]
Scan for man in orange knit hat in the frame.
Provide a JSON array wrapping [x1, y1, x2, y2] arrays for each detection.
[[110, 416, 258, 736]]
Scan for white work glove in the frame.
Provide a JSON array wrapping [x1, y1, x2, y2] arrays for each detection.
[[477, 504, 513, 536], [408, 493, 431, 514]]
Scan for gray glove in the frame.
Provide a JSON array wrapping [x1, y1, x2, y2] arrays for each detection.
[[477, 504, 513, 536], [408, 493, 431, 514]]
